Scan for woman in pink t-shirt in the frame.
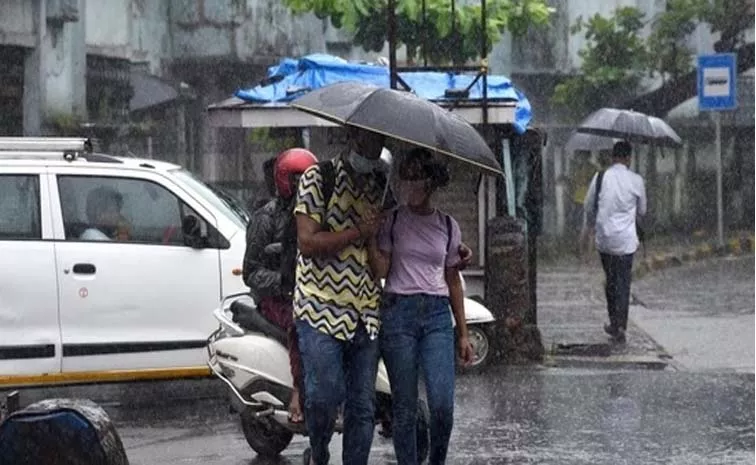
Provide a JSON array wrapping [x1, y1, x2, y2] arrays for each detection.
[[367, 148, 475, 465]]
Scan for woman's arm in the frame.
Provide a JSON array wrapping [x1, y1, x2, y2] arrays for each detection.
[[446, 266, 475, 366], [445, 267, 467, 338]]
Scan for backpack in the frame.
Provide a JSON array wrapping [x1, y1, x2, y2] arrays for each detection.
[[594, 170, 645, 243]]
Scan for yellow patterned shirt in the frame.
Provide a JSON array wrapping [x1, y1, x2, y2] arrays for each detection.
[[293, 156, 383, 341]]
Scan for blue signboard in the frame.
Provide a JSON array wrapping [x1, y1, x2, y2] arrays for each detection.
[[697, 54, 737, 111]]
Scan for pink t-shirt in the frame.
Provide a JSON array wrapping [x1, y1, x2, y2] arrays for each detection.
[[378, 206, 462, 297]]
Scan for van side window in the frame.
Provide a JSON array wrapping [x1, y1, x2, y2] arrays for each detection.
[[0, 175, 41, 240], [57, 176, 226, 248]]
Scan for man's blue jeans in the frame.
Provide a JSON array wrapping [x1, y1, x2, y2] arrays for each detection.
[[296, 318, 379, 465], [379, 293, 455, 465]]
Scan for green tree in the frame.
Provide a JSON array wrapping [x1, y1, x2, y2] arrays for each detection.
[[552, 7, 648, 120], [646, 0, 703, 83], [283, 0, 553, 65], [554, 0, 754, 118]]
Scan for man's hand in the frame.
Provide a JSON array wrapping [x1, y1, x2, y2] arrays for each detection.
[[458, 243, 473, 270], [356, 207, 383, 239], [457, 336, 475, 367]]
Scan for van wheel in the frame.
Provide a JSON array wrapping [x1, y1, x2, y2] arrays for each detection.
[[239, 383, 293, 457]]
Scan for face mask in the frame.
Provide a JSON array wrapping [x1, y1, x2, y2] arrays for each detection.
[[397, 180, 428, 206], [349, 150, 381, 174]]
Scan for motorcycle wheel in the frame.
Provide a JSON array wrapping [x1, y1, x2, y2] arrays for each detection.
[[462, 324, 493, 372], [239, 384, 294, 457]]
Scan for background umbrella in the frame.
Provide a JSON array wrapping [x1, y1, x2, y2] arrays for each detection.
[[564, 131, 618, 152], [289, 81, 502, 175], [576, 107, 682, 148], [648, 116, 683, 148]]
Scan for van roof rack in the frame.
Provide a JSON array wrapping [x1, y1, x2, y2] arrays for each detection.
[[0, 137, 121, 163], [0, 137, 93, 153]]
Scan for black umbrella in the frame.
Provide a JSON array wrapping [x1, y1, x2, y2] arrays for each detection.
[[576, 108, 682, 148], [289, 81, 502, 175], [564, 131, 618, 152]]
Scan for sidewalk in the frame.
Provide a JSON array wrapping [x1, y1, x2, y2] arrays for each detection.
[[537, 231, 754, 369]]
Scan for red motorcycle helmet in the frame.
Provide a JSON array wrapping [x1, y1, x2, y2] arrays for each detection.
[[274, 148, 318, 198]]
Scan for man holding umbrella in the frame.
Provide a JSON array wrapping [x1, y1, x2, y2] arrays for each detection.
[[583, 140, 646, 343], [289, 81, 496, 465]]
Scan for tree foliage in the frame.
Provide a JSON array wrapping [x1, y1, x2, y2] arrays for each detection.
[[553, 0, 754, 119], [283, 0, 553, 64], [552, 7, 648, 119]]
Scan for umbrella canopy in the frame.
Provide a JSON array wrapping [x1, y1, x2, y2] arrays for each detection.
[[576, 108, 682, 148], [289, 81, 501, 175], [648, 116, 683, 147], [564, 131, 618, 152]]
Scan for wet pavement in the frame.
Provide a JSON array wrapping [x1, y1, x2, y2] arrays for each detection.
[[4, 257, 753, 464], [106, 368, 754, 465], [537, 256, 666, 365], [631, 256, 755, 372]]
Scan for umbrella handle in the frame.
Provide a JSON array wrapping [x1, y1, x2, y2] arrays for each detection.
[[381, 169, 392, 208]]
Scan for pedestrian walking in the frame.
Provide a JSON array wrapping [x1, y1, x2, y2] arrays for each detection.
[[583, 141, 646, 343], [369, 148, 475, 465]]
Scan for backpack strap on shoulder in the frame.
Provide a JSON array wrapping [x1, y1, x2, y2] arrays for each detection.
[[445, 213, 453, 255], [317, 160, 336, 230], [389, 209, 399, 248], [594, 170, 604, 215]]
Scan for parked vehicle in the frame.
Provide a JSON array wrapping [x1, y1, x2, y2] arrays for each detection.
[[0, 138, 249, 387], [0, 137, 495, 389]]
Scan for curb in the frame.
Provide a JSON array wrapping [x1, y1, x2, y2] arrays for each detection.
[[543, 354, 669, 371], [630, 233, 754, 281]]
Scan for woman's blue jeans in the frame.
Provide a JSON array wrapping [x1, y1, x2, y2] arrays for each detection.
[[380, 293, 455, 465]]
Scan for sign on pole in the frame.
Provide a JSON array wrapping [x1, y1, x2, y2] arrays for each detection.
[[697, 53, 737, 248], [698, 53, 737, 111]]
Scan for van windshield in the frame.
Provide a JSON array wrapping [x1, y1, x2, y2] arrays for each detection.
[[170, 169, 249, 229]]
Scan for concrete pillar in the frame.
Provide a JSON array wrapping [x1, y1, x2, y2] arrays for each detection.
[[23, 0, 86, 136]]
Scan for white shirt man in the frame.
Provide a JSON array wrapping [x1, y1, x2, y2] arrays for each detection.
[[584, 163, 647, 255], [583, 141, 646, 343]]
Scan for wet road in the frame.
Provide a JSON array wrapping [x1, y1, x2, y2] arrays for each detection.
[[5, 258, 753, 464], [631, 256, 755, 372], [101, 368, 754, 465]]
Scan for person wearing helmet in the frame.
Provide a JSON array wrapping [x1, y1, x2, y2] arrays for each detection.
[[242, 147, 318, 424]]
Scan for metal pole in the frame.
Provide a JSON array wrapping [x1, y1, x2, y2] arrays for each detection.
[[714, 111, 724, 247], [388, 0, 397, 89], [422, 0, 427, 67], [481, 0, 488, 124]]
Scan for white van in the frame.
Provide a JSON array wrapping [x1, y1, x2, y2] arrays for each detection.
[[0, 138, 249, 388]]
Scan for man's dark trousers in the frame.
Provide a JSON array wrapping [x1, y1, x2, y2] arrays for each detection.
[[599, 253, 634, 331]]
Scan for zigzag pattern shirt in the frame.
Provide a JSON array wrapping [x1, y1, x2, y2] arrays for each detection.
[[293, 156, 383, 341]]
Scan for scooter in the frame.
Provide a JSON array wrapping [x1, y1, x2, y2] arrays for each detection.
[[207, 292, 430, 460], [206, 278, 495, 458]]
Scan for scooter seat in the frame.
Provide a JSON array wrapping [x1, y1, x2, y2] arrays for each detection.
[[229, 300, 289, 347]]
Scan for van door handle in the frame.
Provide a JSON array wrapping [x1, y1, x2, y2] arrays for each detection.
[[72, 263, 96, 275]]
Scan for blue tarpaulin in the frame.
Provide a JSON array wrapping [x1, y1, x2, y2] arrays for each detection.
[[235, 54, 532, 134]]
